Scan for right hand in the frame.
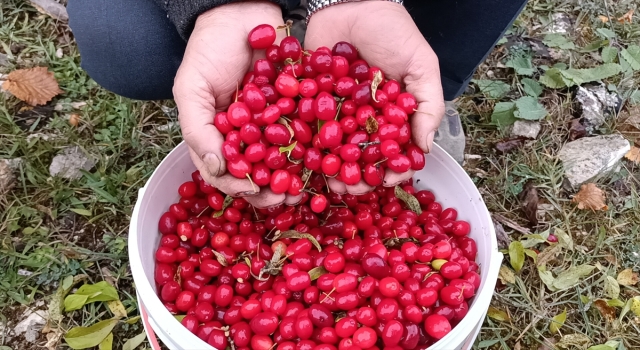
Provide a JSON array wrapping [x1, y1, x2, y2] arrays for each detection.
[[174, 2, 301, 208]]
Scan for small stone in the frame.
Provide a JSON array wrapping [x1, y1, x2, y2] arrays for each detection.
[[574, 85, 621, 132], [0, 52, 8, 66], [49, 146, 96, 180], [548, 13, 571, 34], [29, 0, 68, 21], [558, 134, 630, 187], [511, 120, 541, 139], [0, 158, 23, 193], [55, 48, 63, 58], [157, 121, 179, 132], [13, 308, 48, 343], [160, 105, 177, 118]]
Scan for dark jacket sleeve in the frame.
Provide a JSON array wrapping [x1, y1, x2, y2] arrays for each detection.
[[155, 0, 289, 40]]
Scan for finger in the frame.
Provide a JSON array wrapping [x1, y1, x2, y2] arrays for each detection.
[[284, 193, 304, 206], [327, 178, 347, 195], [189, 148, 259, 197], [404, 49, 446, 154], [383, 169, 415, 187], [244, 188, 286, 209], [174, 67, 227, 178], [345, 180, 374, 196]]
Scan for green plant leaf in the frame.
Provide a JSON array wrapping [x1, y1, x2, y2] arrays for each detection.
[[506, 56, 535, 76], [560, 64, 622, 86], [596, 28, 616, 39], [554, 229, 574, 251], [394, 186, 422, 215], [552, 264, 595, 290], [543, 33, 575, 49], [604, 276, 620, 299], [540, 68, 568, 88], [620, 45, 640, 70], [521, 78, 543, 97], [490, 102, 517, 127], [580, 39, 609, 52], [212, 196, 233, 218], [487, 306, 510, 321], [587, 346, 615, 350], [98, 333, 113, 350], [601, 47, 618, 64], [64, 294, 89, 312], [629, 90, 640, 105], [70, 208, 92, 216], [122, 332, 147, 350], [64, 319, 118, 349], [514, 96, 547, 120], [509, 241, 525, 273], [75, 281, 119, 303], [549, 308, 567, 334], [607, 299, 625, 307], [472, 79, 511, 99]]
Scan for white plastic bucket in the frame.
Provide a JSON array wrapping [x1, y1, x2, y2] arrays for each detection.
[[129, 141, 502, 350]]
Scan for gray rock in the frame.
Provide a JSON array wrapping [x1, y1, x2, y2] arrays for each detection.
[[511, 120, 541, 139], [29, 0, 68, 21], [574, 85, 620, 132], [49, 146, 95, 179], [558, 134, 630, 187], [548, 13, 571, 34], [13, 308, 48, 343], [0, 158, 23, 193], [0, 52, 8, 66]]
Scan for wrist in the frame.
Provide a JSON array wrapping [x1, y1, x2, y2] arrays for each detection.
[[307, 0, 403, 24], [196, 1, 283, 33]]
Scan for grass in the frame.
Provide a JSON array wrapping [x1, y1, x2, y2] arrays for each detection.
[[1, 0, 640, 349]]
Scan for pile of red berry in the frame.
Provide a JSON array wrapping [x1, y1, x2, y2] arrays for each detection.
[[215, 23, 425, 194], [155, 168, 480, 350]]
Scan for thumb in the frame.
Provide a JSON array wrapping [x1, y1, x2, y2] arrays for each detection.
[[174, 70, 226, 178], [403, 52, 445, 154]]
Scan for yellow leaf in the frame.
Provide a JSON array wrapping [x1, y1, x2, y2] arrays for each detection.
[[617, 268, 639, 286], [617, 8, 634, 23], [550, 308, 567, 334], [2, 67, 63, 106], [98, 333, 113, 350], [572, 183, 607, 211], [499, 265, 516, 284], [631, 296, 640, 316], [625, 147, 640, 164], [509, 241, 525, 273], [599, 15, 610, 23], [107, 300, 127, 319], [487, 306, 511, 321]]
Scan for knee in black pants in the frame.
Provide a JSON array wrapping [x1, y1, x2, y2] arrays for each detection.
[[67, 0, 186, 100]]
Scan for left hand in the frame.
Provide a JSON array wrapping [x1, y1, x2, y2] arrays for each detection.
[[305, 1, 445, 194]]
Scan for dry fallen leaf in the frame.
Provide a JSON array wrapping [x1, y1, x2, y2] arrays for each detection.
[[69, 113, 80, 127], [519, 180, 539, 226], [495, 137, 526, 154], [618, 9, 634, 23], [569, 118, 587, 141], [572, 183, 607, 211], [617, 268, 639, 286], [599, 15, 610, 23], [625, 146, 640, 164], [593, 299, 616, 322], [2, 67, 63, 106]]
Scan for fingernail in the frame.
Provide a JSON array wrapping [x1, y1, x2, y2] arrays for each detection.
[[425, 131, 435, 154], [202, 153, 222, 177], [235, 191, 258, 197]]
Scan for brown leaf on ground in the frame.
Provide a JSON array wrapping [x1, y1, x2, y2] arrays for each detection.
[[495, 137, 526, 154], [617, 268, 639, 286], [617, 9, 634, 23], [593, 299, 616, 322], [569, 119, 587, 141], [572, 183, 607, 211], [2, 67, 63, 106], [625, 146, 640, 164], [599, 15, 610, 23], [519, 180, 539, 226]]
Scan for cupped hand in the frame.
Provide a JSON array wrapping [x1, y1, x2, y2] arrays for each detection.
[[305, 1, 445, 195], [174, 2, 301, 208]]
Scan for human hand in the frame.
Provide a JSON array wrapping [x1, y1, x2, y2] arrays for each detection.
[[174, 2, 301, 208], [305, 1, 445, 195]]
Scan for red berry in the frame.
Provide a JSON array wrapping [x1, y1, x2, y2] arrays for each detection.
[[248, 24, 276, 49]]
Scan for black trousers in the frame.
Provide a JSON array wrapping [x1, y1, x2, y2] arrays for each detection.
[[67, 0, 528, 101]]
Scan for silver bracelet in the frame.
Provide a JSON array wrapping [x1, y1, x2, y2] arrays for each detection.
[[306, 0, 404, 24]]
